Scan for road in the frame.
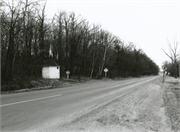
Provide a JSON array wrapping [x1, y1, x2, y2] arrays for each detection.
[[0, 76, 159, 131]]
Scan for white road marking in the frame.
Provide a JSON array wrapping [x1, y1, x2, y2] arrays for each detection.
[[0, 94, 62, 107]]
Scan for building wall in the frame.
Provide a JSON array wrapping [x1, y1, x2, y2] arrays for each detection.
[[42, 66, 60, 79], [49, 66, 60, 79], [42, 67, 50, 78]]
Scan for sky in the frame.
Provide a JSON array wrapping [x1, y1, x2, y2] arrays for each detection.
[[44, 0, 179, 70]]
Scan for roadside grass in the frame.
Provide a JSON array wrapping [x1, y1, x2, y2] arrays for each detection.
[[1, 75, 158, 94], [1, 76, 90, 94]]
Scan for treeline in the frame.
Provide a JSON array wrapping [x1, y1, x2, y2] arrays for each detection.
[[1, 0, 159, 82], [163, 61, 179, 77]]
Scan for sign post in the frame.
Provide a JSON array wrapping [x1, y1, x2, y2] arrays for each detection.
[[162, 66, 167, 83], [66, 71, 70, 80], [104, 68, 108, 80]]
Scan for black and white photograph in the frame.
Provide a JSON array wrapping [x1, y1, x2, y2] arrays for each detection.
[[1, 0, 180, 131]]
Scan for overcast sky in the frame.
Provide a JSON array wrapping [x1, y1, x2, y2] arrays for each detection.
[[44, 0, 179, 70]]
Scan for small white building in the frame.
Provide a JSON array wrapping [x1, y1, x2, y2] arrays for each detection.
[[42, 58, 60, 79]]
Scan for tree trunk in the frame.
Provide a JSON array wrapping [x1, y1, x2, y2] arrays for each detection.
[[90, 53, 96, 79], [5, 50, 14, 81], [5, 29, 14, 81], [65, 21, 69, 72], [99, 47, 107, 76]]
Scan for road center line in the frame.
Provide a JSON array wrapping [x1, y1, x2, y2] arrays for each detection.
[[0, 94, 62, 107]]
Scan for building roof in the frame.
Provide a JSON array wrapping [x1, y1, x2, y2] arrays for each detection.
[[41, 57, 59, 67]]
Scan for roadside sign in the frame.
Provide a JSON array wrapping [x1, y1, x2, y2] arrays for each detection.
[[162, 66, 167, 71], [66, 71, 70, 79], [104, 68, 108, 73], [104, 68, 108, 80], [66, 71, 70, 74], [162, 67, 167, 83]]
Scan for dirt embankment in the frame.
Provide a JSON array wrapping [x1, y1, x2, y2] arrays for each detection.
[[57, 77, 180, 132]]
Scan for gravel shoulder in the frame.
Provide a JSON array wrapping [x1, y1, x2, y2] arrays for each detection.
[[163, 77, 180, 132], [57, 76, 179, 132]]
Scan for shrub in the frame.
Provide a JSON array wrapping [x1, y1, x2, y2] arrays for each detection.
[[30, 80, 41, 88], [2, 85, 20, 91]]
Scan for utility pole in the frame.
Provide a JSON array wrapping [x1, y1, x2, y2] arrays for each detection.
[[162, 66, 167, 83]]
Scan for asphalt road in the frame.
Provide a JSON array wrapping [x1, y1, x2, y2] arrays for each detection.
[[0, 76, 160, 131]]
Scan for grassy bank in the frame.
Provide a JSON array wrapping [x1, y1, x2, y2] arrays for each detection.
[[1, 76, 90, 93]]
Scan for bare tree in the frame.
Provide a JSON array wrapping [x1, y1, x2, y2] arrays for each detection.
[[89, 24, 101, 79], [1, 0, 161, 86], [97, 30, 115, 77], [2, 0, 24, 81], [63, 12, 70, 71], [37, 1, 47, 57], [162, 40, 179, 78]]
